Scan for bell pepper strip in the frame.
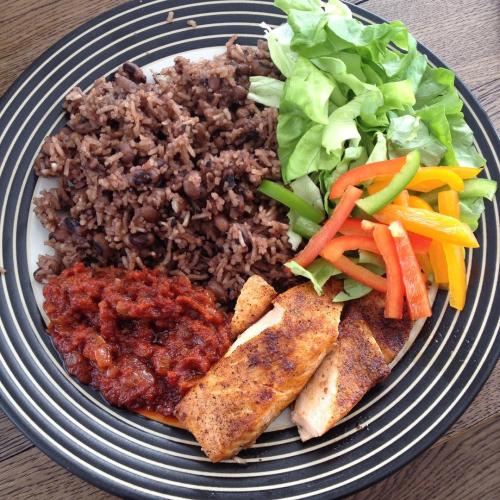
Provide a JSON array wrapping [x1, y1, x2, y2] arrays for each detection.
[[324, 254, 387, 293], [339, 218, 367, 236], [258, 180, 324, 224], [361, 218, 431, 254], [291, 186, 363, 268], [428, 240, 449, 284], [356, 150, 420, 215], [417, 253, 433, 277], [320, 236, 380, 263], [408, 195, 433, 211], [329, 156, 407, 199], [389, 221, 432, 320], [438, 190, 467, 310], [373, 205, 479, 248], [368, 224, 404, 319], [393, 189, 410, 206], [370, 166, 478, 194], [408, 167, 482, 191], [407, 168, 464, 192], [292, 216, 321, 239]]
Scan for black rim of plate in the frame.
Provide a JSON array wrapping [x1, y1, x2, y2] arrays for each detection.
[[0, 1, 498, 498]]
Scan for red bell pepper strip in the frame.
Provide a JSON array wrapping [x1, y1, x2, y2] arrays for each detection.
[[320, 235, 380, 263], [291, 186, 362, 268], [329, 157, 407, 199], [324, 255, 388, 293], [339, 218, 366, 236], [389, 221, 432, 320], [372, 224, 405, 319]]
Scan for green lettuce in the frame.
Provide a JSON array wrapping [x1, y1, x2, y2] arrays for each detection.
[[285, 258, 341, 295], [247, 76, 284, 108]]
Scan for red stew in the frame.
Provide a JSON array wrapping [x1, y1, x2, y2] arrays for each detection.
[[43, 263, 233, 416]]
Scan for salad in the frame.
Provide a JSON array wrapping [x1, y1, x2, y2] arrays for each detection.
[[249, 0, 497, 318]]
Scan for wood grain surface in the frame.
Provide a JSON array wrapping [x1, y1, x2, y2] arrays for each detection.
[[0, 1, 498, 499]]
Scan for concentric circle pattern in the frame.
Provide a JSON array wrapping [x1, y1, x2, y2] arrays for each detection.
[[0, 1, 498, 498]]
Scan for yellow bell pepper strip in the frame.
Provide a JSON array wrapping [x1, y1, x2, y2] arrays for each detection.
[[329, 156, 407, 199], [408, 168, 464, 192], [417, 253, 433, 277], [438, 190, 467, 310], [373, 205, 479, 248], [408, 195, 433, 211], [370, 167, 480, 193], [428, 240, 449, 284], [409, 167, 482, 191], [323, 255, 388, 293], [393, 189, 410, 206], [356, 150, 420, 215], [291, 186, 363, 268], [389, 221, 432, 320], [408, 196, 449, 283]]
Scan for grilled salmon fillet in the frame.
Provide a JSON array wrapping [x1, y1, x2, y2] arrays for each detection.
[[175, 281, 343, 462], [231, 275, 277, 336], [292, 292, 412, 441]]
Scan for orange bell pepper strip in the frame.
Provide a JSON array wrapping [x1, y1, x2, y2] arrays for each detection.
[[393, 189, 410, 206], [408, 195, 433, 211], [389, 221, 432, 320], [372, 224, 405, 319], [320, 235, 381, 263], [324, 255, 387, 293], [438, 190, 467, 310], [291, 186, 362, 268], [329, 157, 407, 199], [373, 205, 479, 248]]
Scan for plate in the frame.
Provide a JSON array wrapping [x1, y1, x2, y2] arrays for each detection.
[[0, 1, 498, 498]]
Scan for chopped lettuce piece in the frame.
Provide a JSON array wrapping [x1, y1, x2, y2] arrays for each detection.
[[333, 279, 372, 302], [281, 57, 334, 124], [459, 198, 484, 232], [286, 258, 341, 295], [387, 114, 447, 166], [290, 175, 325, 213], [263, 23, 297, 77], [247, 76, 284, 108]]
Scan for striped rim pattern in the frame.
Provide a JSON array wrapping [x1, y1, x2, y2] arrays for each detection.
[[0, 1, 498, 498]]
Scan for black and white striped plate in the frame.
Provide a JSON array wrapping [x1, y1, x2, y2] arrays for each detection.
[[0, 1, 498, 498]]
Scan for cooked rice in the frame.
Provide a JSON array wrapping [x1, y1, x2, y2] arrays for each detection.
[[187, 19, 197, 28], [166, 11, 174, 23], [33, 39, 295, 304]]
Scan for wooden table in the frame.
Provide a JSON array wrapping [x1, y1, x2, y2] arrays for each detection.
[[0, 0, 498, 498]]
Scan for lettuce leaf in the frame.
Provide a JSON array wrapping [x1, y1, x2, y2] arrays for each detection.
[[387, 114, 447, 165], [281, 57, 334, 124], [286, 258, 341, 294], [247, 76, 284, 108]]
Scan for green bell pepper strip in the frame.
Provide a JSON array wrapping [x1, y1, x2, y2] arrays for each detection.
[[355, 150, 421, 215], [292, 216, 321, 238], [259, 180, 325, 223]]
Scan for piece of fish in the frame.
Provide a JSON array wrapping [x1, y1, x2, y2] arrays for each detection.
[[175, 281, 343, 462], [231, 275, 277, 336], [292, 292, 411, 441]]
